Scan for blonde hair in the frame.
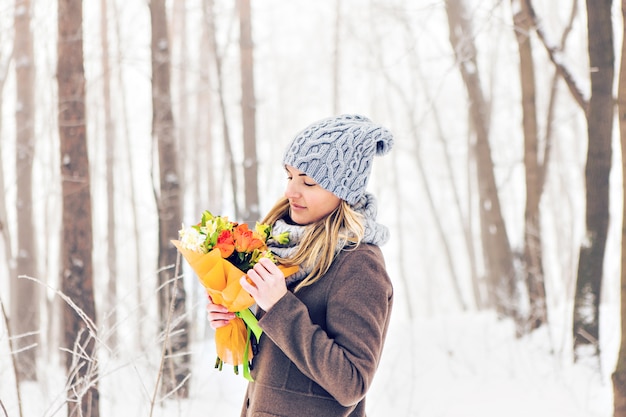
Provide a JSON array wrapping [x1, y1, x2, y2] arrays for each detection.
[[262, 197, 365, 292]]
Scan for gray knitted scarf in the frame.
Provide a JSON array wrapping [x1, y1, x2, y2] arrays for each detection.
[[267, 192, 389, 286]]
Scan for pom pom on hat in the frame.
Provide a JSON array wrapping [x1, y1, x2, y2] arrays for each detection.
[[283, 114, 394, 205]]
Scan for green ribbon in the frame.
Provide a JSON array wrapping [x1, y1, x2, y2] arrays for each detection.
[[236, 308, 263, 381]]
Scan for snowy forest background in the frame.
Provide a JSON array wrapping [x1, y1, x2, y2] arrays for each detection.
[[0, 0, 624, 416]]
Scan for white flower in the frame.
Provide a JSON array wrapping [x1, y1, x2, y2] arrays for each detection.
[[202, 220, 218, 236], [178, 224, 207, 252]]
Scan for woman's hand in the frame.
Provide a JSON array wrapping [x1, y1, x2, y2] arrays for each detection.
[[240, 257, 287, 312], [206, 296, 235, 330]]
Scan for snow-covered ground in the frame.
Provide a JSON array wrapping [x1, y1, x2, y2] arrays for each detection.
[[0, 306, 616, 417]]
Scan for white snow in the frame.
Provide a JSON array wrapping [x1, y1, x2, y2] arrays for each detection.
[[0, 304, 616, 416]]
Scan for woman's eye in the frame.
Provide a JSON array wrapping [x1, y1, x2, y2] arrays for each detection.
[[304, 182, 316, 187]]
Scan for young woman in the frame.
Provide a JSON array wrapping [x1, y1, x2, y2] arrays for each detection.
[[207, 114, 394, 417]]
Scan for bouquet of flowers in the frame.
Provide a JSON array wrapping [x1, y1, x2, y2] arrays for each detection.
[[171, 210, 297, 381]]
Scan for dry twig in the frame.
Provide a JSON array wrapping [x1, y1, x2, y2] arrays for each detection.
[[0, 295, 24, 417]]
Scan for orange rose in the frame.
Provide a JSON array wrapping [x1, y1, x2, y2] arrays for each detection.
[[216, 229, 235, 258], [233, 224, 265, 253]]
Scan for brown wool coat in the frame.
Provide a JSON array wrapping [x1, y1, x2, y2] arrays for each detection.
[[240, 244, 393, 417]]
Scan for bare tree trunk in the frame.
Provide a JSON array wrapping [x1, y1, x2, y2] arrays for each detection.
[[42, 69, 61, 374], [613, 2, 626, 413], [0, 22, 16, 379], [191, 6, 217, 340], [110, 0, 145, 351], [238, 0, 259, 223], [12, 0, 39, 382], [205, 0, 240, 217], [197, 4, 218, 214], [512, 0, 548, 334], [466, 124, 483, 309], [100, 0, 118, 348], [445, 0, 516, 316], [57, 0, 100, 415], [149, 0, 190, 398], [173, 0, 189, 211], [573, 0, 614, 359]]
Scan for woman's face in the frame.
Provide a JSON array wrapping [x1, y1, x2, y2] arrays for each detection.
[[284, 165, 341, 225]]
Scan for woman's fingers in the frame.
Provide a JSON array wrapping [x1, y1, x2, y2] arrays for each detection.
[[240, 258, 287, 312], [257, 257, 281, 274], [206, 302, 235, 329], [250, 258, 283, 283]]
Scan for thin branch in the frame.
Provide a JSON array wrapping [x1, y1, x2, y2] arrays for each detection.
[[0, 398, 9, 417], [525, 0, 588, 113], [149, 254, 183, 417], [0, 42, 14, 91], [0, 296, 24, 417], [19, 275, 97, 335], [539, 0, 578, 188], [158, 373, 192, 403], [56, 304, 99, 415]]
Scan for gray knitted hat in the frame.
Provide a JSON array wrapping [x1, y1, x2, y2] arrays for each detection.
[[283, 114, 394, 205]]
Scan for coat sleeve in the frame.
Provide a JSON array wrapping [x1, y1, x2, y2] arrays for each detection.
[[258, 245, 393, 407]]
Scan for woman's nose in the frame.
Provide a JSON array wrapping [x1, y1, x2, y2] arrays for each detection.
[[284, 181, 299, 199]]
